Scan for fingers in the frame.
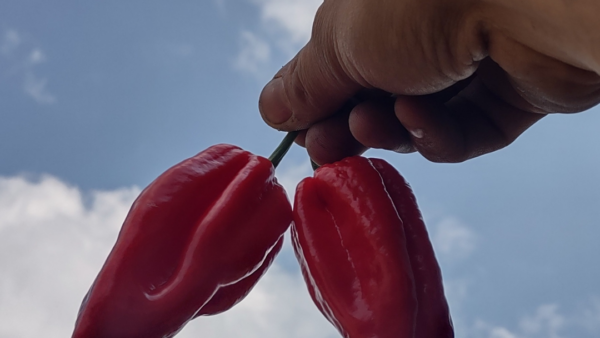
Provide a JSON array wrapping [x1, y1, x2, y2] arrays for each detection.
[[304, 104, 368, 165], [345, 80, 473, 154], [258, 0, 361, 131], [258, 0, 479, 132], [300, 72, 545, 164], [484, 34, 600, 113], [297, 95, 416, 165], [394, 76, 545, 163], [348, 98, 415, 153], [257, 0, 600, 164]]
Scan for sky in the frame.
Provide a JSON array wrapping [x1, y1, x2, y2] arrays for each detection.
[[1, 1, 599, 338]]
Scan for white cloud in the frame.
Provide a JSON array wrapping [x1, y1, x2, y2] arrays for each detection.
[[253, 0, 322, 48], [28, 49, 46, 64], [0, 175, 139, 338], [1, 29, 21, 55], [1, 28, 56, 105], [0, 173, 341, 338], [470, 320, 521, 338], [2, 173, 598, 338], [518, 304, 565, 338], [276, 160, 312, 202], [234, 0, 322, 76], [489, 327, 519, 338], [177, 263, 338, 338], [233, 31, 271, 75], [432, 216, 477, 262], [463, 300, 600, 338], [23, 72, 56, 104]]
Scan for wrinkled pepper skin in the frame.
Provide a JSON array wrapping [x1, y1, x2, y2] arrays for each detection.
[[72, 144, 292, 338], [370, 158, 454, 338], [292, 156, 453, 338]]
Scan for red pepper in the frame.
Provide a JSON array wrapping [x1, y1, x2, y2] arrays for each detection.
[[292, 156, 453, 338], [194, 237, 283, 317], [72, 143, 293, 338]]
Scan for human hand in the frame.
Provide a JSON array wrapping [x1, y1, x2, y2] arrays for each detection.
[[258, 0, 600, 164]]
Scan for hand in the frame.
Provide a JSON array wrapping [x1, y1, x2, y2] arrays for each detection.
[[258, 0, 600, 164]]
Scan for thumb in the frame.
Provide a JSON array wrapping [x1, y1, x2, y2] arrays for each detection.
[[258, 1, 361, 131]]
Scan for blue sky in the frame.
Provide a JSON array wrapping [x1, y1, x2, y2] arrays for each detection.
[[1, 1, 599, 337]]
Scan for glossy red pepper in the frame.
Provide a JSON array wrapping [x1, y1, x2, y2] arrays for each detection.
[[72, 144, 292, 338], [292, 156, 453, 338]]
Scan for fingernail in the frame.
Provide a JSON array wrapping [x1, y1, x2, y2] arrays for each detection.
[[259, 77, 292, 125], [409, 128, 424, 138]]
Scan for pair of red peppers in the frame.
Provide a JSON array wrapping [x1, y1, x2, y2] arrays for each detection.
[[72, 132, 453, 338]]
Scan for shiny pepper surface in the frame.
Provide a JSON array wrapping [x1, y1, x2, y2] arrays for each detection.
[[292, 156, 453, 338], [72, 144, 292, 338]]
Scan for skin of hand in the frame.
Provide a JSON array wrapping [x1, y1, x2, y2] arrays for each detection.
[[258, 0, 600, 164]]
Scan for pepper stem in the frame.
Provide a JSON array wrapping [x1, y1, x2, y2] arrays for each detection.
[[268, 131, 299, 168]]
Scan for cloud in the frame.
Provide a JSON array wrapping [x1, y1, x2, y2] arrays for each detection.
[[234, 0, 322, 76], [462, 300, 600, 338], [28, 49, 46, 64], [0, 175, 139, 338], [276, 160, 312, 202], [0, 172, 342, 338], [2, 171, 600, 338], [470, 320, 520, 338], [427, 216, 593, 338], [233, 31, 271, 75], [23, 72, 56, 104], [474, 306, 564, 338], [177, 263, 339, 338], [253, 0, 322, 47], [488, 327, 519, 338], [427, 217, 594, 337], [519, 304, 565, 338], [1, 29, 21, 55], [0, 28, 56, 105], [431, 216, 477, 262]]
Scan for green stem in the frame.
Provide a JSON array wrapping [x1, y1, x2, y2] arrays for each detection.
[[268, 131, 299, 168]]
